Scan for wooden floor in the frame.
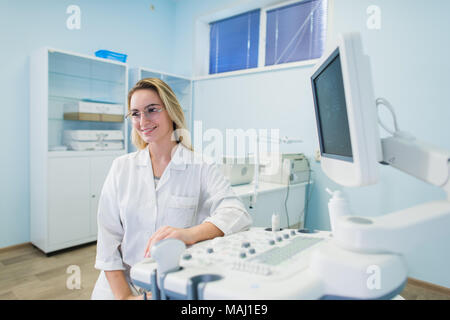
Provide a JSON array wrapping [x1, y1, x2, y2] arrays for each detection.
[[0, 242, 449, 300], [0, 243, 99, 300]]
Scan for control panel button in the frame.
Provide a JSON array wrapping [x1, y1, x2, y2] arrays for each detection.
[[182, 253, 192, 260], [241, 241, 251, 248], [249, 248, 256, 254], [239, 252, 247, 259], [206, 248, 214, 254]]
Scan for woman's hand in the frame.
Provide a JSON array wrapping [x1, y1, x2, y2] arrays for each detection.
[[143, 222, 224, 258], [144, 226, 195, 258]]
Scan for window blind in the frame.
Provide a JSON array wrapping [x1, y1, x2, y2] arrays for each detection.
[[209, 9, 260, 74], [265, 0, 327, 66]]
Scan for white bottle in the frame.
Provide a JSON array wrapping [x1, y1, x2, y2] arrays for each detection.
[[326, 188, 352, 234], [271, 213, 280, 232]]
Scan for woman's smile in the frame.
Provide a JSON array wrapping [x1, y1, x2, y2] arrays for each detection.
[[141, 125, 157, 136]]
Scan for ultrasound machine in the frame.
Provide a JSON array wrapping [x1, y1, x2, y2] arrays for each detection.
[[130, 32, 450, 300]]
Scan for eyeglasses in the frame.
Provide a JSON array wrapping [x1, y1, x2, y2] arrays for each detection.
[[126, 104, 165, 122]]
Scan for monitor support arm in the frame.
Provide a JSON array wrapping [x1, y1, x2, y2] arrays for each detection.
[[380, 133, 450, 200], [333, 133, 450, 255]]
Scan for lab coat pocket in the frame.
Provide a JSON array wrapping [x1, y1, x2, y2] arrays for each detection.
[[166, 195, 198, 228]]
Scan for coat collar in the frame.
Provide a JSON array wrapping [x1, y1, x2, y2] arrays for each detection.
[[134, 143, 193, 171]]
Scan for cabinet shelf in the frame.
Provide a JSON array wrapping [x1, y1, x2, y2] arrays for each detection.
[[48, 118, 124, 123], [48, 149, 126, 157], [49, 116, 124, 123], [48, 95, 124, 105], [49, 71, 125, 86]]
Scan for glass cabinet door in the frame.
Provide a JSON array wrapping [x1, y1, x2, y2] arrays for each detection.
[[47, 51, 127, 152]]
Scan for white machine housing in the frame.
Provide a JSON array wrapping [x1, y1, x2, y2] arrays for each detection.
[[259, 153, 310, 185], [219, 156, 255, 186], [313, 34, 450, 258], [311, 33, 382, 187], [332, 138, 450, 254], [131, 228, 408, 300]]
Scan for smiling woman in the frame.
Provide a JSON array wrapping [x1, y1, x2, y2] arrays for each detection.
[[91, 78, 252, 300]]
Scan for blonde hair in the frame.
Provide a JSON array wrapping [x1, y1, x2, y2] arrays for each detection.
[[128, 78, 192, 150]]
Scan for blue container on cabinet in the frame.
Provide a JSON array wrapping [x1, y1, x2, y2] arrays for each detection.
[[95, 50, 127, 63]]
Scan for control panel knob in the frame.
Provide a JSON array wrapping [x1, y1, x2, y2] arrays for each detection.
[[182, 253, 192, 260], [242, 242, 251, 248]]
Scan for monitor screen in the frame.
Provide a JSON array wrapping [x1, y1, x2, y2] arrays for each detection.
[[312, 49, 353, 162]]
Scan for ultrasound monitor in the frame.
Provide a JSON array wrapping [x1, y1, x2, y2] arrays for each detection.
[[311, 33, 382, 187]]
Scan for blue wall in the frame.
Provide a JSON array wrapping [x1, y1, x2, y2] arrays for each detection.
[[0, 0, 177, 248], [173, 0, 450, 287]]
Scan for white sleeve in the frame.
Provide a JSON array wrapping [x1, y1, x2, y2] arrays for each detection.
[[94, 159, 126, 271], [202, 163, 253, 235]]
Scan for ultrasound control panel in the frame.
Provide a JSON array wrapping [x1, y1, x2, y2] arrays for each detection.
[[131, 228, 331, 299]]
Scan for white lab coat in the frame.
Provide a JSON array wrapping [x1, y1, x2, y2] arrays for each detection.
[[91, 143, 252, 299]]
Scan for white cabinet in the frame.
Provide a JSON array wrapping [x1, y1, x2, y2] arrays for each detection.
[[30, 47, 127, 253], [45, 154, 115, 249], [48, 157, 91, 245], [129, 68, 193, 152], [89, 156, 117, 236]]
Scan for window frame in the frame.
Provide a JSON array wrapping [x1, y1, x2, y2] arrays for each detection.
[[193, 0, 333, 80]]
